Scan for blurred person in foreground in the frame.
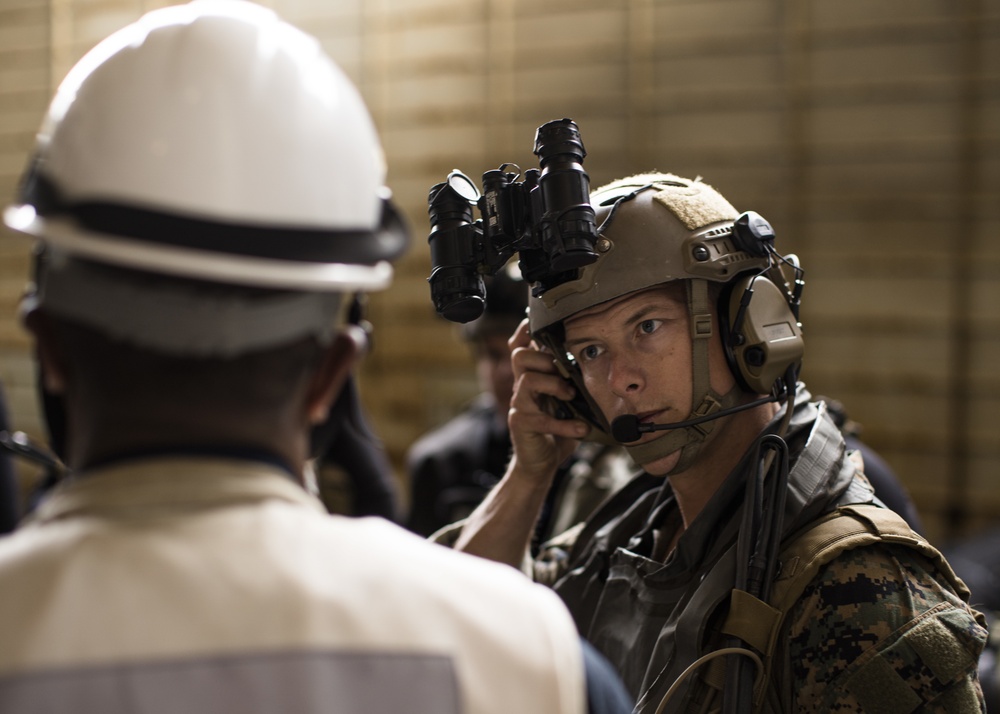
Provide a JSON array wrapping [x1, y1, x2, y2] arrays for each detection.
[[445, 171, 987, 712], [0, 3, 631, 712], [407, 267, 632, 542]]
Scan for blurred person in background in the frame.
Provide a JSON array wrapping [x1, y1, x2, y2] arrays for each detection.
[[819, 395, 924, 534]]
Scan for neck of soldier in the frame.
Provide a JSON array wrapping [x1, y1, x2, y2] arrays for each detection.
[[64, 396, 311, 482], [664, 399, 780, 536]]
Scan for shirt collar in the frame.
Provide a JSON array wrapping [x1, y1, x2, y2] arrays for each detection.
[[28, 455, 325, 524]]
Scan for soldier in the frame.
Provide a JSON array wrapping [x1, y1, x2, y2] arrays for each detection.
[[450, 172, 987, 712], [0, 3, 631, 712]]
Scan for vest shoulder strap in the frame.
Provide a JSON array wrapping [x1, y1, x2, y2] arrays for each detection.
[[771, 503, 947, 614]]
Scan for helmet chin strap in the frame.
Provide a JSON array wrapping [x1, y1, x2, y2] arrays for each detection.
[[622, 387, 743, 473], [623, 279, 743, 475]]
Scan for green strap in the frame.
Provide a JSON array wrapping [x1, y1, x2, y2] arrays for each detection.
[[721, 588, 783, 657], [688, 278, 713, 406]]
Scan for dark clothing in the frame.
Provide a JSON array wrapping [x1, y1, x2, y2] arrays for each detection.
[[406, 394, 509, 537], [943, 526, 1000, 614], [845, 435, 924, 534], [818, 395, 924, 534], [311, 377, 400, 521], [581, 638, 635, 714]]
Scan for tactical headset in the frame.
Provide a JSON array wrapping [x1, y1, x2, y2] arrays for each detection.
[[716, 211, 805, 396]]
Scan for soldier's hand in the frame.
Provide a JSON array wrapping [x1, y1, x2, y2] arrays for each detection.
[[507, 319, 589, 485]]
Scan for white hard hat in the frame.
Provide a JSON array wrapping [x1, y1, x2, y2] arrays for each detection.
[[4, 0, 408, 292]]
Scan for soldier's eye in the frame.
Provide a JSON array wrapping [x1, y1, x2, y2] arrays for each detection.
[[639, 319, 661, 335]]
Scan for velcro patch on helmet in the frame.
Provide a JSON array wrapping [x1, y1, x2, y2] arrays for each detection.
[[651, 179, 739, 231]]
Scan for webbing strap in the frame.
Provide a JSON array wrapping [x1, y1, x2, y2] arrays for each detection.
[[771, 504, 928, 616], [688, 279, 713, 405], [721, 589, 782, 656]]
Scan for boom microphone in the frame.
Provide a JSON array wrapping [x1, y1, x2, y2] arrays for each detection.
[[610, 395, 781, 443], [609, 415, 647, 443]]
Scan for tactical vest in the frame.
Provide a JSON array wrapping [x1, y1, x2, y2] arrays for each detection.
[[657, 503, 981, 714]]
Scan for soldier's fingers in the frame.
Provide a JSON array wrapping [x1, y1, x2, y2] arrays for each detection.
[[508, 318, 531, 352], [513, 369, 576, 407], [509, 408, 588, 441], [511, 342, 563, 379]]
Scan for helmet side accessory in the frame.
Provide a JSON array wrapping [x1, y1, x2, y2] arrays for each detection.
[[716, 210, 804, 396]]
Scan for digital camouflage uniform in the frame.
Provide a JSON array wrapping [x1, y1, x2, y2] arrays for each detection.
[[786, 544, 986, 712], [532, 390, 987, 713]]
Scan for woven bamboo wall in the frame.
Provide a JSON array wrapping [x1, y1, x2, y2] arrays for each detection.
[[0, 0, 997, 543]]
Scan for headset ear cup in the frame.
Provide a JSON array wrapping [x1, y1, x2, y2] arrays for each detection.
[[723, 276, 804, 394]]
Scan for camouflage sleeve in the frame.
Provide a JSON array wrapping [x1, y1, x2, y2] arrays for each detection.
[[785, 543, 988, 713]]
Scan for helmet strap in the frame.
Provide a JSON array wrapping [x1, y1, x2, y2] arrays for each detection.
[[623, 279, 742, 473], [688, 278, 714, 410]]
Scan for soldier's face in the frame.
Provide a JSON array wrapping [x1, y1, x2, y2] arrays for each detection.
[[563, 285, 735, 475]]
